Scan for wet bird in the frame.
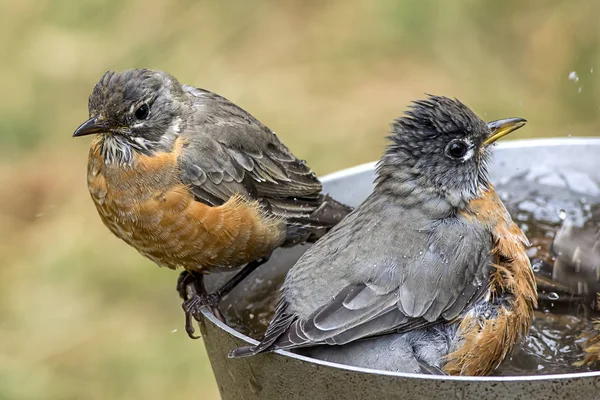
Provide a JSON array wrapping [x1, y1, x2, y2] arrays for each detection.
[[230, 96, 537, 376], [73, 69, 352, 338]]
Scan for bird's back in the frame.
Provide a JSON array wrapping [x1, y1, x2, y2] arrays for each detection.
[[180, 85, 353, 244]]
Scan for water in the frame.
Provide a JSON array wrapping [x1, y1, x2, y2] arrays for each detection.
[[219, 274, 281, 340], [497, 175, 600, 318], [495, 312, 592, 375], [569, 71, 579, 82], [211, 171, 600, 375]]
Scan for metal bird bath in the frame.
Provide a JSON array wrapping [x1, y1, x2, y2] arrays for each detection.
[[200, 138, 600, 400]]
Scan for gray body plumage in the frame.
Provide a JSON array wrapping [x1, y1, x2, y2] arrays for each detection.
[[230, 96, 502, 370], [300, 326, 456, 374], [178, 84, 351, 244], [233, 190, 492, 357]]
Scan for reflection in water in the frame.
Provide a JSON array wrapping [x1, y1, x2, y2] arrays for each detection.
[[216, 170, 600, 375]]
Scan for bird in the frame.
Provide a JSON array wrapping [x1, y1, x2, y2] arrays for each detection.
[[72, 69, 352, 338], [230, 96, 538, 376]]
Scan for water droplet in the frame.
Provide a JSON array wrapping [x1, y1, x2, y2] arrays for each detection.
[[568, 133, 572, 138], [568, 71, 579, 82], [578, 86, 582, 93], [532, 261, 542, 273], [519, 100, 524, 107], [558, 209, 567, 220], [591, 68, 594, 74], [170, 329, 178, 333], [548, 292, 560, 301]]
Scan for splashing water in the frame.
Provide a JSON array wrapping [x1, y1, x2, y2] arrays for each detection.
[[559, 209, 567, 220], [569, 71, 579, 82]]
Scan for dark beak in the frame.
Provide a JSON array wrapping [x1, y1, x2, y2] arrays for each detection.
[[73, 116, 108, 137], [484, 117, 527, 146]]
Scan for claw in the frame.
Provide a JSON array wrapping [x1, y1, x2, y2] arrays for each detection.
[[180, 278, 222, 339], [184, 307, 200, 339], [181, 295, 222, 339], [177, 258, 270, 339]]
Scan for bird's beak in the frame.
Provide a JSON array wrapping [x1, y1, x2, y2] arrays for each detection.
[[484, 117, 527, 146], [73, 116, 108, 137]]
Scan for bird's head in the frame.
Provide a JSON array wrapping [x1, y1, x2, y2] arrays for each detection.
[[377, 95, 526, 210], [73, 69, 187, 164]]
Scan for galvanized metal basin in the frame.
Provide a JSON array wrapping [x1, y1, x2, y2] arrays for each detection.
[[199, 138, 600, 400]]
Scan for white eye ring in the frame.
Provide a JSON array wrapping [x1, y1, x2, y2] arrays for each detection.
[[445, 139, 474, 161], [446, 140, 468, 158]]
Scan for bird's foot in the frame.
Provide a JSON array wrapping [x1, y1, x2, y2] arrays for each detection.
[[177, 270, 225, 339], [182, 291, 223, 339]]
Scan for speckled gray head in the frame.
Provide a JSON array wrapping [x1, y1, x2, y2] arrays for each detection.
[[73, 69, 188, 163], [376, 95, 526, 209]]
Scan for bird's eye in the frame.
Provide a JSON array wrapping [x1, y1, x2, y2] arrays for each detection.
[[446, 140, 468, 159], [134, 104, 150, 120]]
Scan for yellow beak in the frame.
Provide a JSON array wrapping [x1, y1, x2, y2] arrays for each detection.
[[484, 117, 527, 146]]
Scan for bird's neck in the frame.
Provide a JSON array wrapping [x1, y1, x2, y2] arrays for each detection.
[[99, 134, 135, 166], [98, 131, 178, 167], [374, 156, 471, 218]]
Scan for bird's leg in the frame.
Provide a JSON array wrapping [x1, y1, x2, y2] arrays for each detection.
[[176, 270, 208, 339], [179, 257, 270, 339]]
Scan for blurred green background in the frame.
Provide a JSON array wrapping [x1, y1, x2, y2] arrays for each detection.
[[1, 1, 599, 399]]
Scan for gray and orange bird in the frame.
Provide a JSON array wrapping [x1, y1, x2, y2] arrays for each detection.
[[231, 96, 537, 376], [73, 69, 352, 338]]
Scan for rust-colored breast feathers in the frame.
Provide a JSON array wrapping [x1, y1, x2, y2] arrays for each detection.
[[87, 138, 285, 271], [444, 185, 537, 376]]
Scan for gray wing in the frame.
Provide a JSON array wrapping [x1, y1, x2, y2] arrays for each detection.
[[178, 86, 323, 214], [230, 215, 492, 357]]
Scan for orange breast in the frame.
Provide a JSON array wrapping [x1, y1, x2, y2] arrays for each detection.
[[87, 137, 286, 271], [444, 185, 537, 376]]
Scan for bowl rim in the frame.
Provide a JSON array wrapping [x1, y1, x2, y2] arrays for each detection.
[[202, 137, 600, 382]]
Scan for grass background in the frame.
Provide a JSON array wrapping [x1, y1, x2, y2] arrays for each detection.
[[1, 1, 599, 399]]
